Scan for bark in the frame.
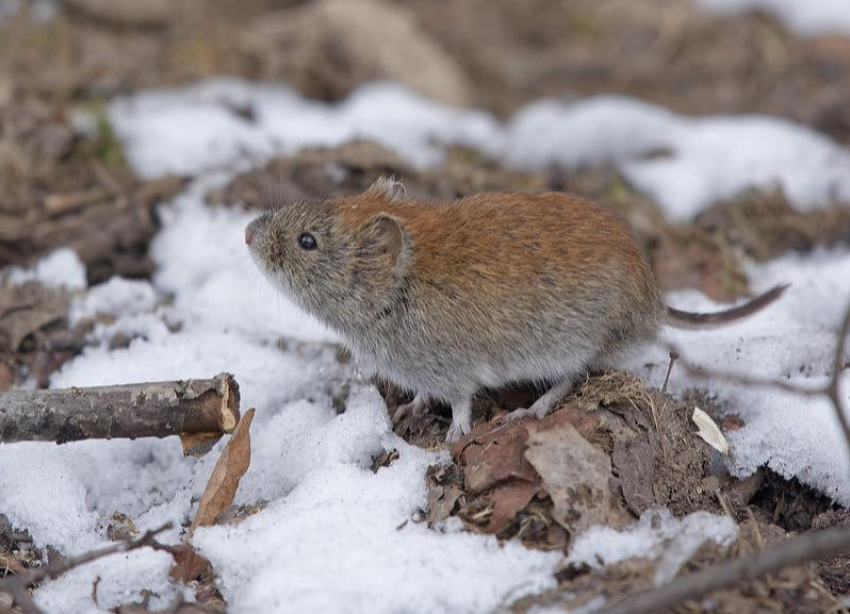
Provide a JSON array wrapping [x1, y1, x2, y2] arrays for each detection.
[[0, 373, 240, 444]]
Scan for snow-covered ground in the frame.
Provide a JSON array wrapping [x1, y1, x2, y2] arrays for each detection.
[[1, 78, 849, 613]]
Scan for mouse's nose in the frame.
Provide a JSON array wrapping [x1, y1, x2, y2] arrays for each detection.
[[245, 219, 259, 246]]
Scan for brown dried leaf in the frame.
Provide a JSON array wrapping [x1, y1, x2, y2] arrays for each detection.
[[451, 419, 543, 534], [611, 427, 656, 516], [169, 543, 214, 585], [424, 464, 464, 527], [189, 407, 255, 535], [106, 512, 138, 542], [451, 420, 540, 494], [525, 420, 629, 536], [483, 481, 540, 534], [179, 431, 223, 458], [0, 282, 69, 351]]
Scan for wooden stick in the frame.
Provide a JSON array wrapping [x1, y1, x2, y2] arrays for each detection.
[[0, 374, 240, 444]]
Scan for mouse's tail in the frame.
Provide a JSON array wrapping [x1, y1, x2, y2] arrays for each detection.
[[666, 283, 789, 328]]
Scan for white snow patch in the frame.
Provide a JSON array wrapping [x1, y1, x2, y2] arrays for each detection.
[[630, 247, 850, 504], [110, 81, 850, 222], [6, 247, 87, 290], [508, 97, 850, 221], [69, 277, 159, 325], [34, 550, 179, 614], [568, 509, 737, 585], [108, 79, 500, 179], [698, 0, 850, 37], [505, 97, 678, 171]]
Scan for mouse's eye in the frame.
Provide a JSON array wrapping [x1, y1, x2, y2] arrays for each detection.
[[298, 232, 318, 250]]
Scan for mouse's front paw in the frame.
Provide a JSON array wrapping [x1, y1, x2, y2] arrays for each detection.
[[392, 393, 428, 425]]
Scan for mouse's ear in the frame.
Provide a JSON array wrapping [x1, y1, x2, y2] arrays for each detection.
[[362, 213, 410, 276], [365, 176, 406, 203]]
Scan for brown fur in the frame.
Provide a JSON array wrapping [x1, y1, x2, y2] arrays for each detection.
[[336, 189, 664, 352]]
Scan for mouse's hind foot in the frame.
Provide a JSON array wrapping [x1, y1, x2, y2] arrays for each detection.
[[508, 378, 575, 422]]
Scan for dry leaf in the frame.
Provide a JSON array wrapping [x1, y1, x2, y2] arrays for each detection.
[[169, 544, 214, 584], [525, 420, 630, 535], [692, 406, 731, 455], [189, 408, 255, 535], [0, 282, 69, 350], [451, 419, 543, 533], [451, 420, 540, 494]]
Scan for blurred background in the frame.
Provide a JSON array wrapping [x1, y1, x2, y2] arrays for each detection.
[[1, 0, 850, 385]]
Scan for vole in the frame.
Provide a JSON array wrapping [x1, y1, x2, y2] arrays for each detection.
[[245, 178, 786, 442]]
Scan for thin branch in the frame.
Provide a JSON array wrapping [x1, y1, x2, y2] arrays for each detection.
[[826, 299, 850, 456], [0, 523, 172, 614], [597, 524, 850, 614], [661, 351, 677, 394], [663, 341, 826, 398]]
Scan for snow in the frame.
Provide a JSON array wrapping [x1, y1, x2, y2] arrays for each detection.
[[6, 247, 87, 290], [631, 248, 850, 505], [110, 79, 850, 223], [69, 277, 159, 325], [3, 76, 850, 611], [509, 98, 850, 221], [697, 0, 850, 37], [196, 388, 558, 614], [108, 79, 499, 179], [567, 509, 738, 585]]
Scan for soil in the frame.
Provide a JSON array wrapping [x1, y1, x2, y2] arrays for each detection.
[[2, 1, 850, 612]]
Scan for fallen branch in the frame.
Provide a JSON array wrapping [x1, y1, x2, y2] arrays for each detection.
[[597, 524, 850, 614], [0, 373, 240, 445], [0, 523, 172, 614]]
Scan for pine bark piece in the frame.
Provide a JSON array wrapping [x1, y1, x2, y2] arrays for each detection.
[[0, 373, 240, 444]]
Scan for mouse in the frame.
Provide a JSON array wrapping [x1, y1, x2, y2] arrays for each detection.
[[245, 177, 786, 442]]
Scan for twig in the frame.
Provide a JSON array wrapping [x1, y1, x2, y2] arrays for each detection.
[[0, 374, 240, 445], [596, 524, 850, 614], [0, 523, 172, 614], [663, 343, 825, 398], [661, 351, 678, 394], [826, 300, 850, 457]]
